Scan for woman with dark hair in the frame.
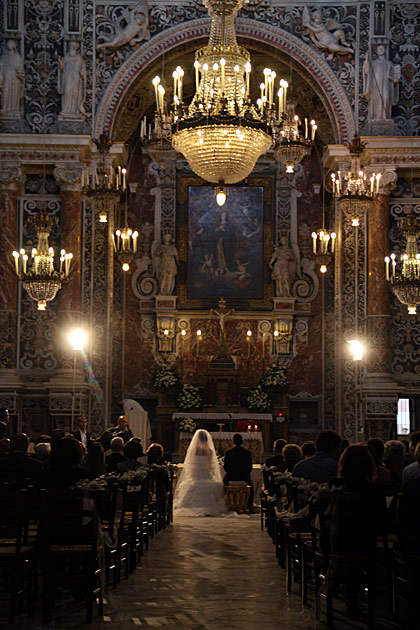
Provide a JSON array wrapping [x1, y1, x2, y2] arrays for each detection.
[[331, 445, 387, 618], [40, 436, 92, 487], [146, 443, 166, 465], [278, 444, 303, 472], [116, 438, 144, 472], [85, 442, 107, 478]]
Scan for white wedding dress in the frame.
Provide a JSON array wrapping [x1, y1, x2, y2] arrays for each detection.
[[174, 430, 228, 517]]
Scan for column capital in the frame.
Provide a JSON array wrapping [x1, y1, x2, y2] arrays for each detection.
[[366, 165, 398, 194], [53, 163, 83, 191], [0, 163, 23, 191]]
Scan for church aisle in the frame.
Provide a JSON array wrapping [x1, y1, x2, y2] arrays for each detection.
[[8, 514, 397, 629]]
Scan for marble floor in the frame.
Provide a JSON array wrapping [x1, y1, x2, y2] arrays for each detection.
[[5, 514, 399, 630]]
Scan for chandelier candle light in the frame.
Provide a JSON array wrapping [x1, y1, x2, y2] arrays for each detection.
[[331, 135, 381, 218], [12, 214, 73, 311], [152, 0, 316, 195], [385, 217, 420, 315]]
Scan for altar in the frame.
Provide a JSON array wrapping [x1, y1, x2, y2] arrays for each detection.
[[179, 431, 263, 464], [173, 412, 273, 457]]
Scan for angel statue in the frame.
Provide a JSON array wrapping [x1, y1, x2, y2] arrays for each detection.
[[302, 7, 353, 58], [97, 0, 150, 52]]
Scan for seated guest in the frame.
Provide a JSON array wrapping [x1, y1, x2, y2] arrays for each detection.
[[109, 415, 134, 443], [146, 443, 166, 465], [99, 430, 113, 454], [402, 431, 420, 483], [117, 438, 144, 472], [292, 430, 341, 482], [330, 445, 387, 618], [402, 442, 420, 495], [265, 439, 287, 468], [41, 436, 92, 487], [51, 429, 65, 450], [33, 442, 51, 464], [0, 437, 11, 458], [71, 416, 92, 450], [85, 441, 107, 478], [224, 434, 254, 512], [0, 433, 42, 481], [0, 408, 10, 438], [106, 437, 126, 472], [383, 440, 405, 495], [278, 444, 303, 472], [366, 438, 391, 488], [35, 434, 51, 445], [301, 441, 316, 459]]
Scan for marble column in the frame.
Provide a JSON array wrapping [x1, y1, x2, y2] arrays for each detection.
[[363, 171, 398, 438], [48, 164, 88, 429], [0, 164, 23, 420]]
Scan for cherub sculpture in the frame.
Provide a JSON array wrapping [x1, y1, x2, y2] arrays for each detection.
[[97, 0, 150, 52], [302, 7, 353, 58]]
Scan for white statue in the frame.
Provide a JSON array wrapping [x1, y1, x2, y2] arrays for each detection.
[[58, 41, 86, 118], [0, 39, 25, 116], [154, 234, 179, 296], [302, 7, 353, 57], [97, 0, 150, 52], [363, 45, 401, 120], [269, 237, 297, 297]]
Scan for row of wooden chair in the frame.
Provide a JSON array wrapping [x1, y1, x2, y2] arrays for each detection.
[[0, 467, 176, 625], [261, 470, 420, 629]]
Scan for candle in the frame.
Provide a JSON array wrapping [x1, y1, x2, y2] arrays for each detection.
[[245, 62, 251, 98], [133, 231, 138, 253], [376, 173, 381, 194], [305, 118, 308, 139], [220, 58, 225, 94], [152, 76, 160, 110], [311, 122, 317, 141], [331, 232, 336, 253], [282, 80, 288, 113], [385, 256, 390, 281], [278, 88, 283, 117], [234, 64, 239, 102], [311, 232, 317, 254], [194, 60, 200, 92]]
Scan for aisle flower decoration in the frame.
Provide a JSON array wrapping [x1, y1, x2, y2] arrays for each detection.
[[152, 362, 180, 388], [178, 417, 197, 433], [177, 384, 203, 410], [246, 385, 271, 412], [260, 359, 288, 390]]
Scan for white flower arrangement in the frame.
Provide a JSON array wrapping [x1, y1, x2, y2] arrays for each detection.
[[177, 384, 203, 410], [178, 417, 197, 433], [260, 359, 288, 390], [246, 385, 271, 411], [118, 468, 149, 486], [153, 363, 180, 388]]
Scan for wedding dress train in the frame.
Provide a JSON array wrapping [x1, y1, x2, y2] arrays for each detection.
[[174, 430, 228, 517]]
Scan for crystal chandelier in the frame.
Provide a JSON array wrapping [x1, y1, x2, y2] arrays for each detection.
[[12, 213, 73, 310], [83, 134, 139, 271], [385, 217, 420, 315], [311, 228, 336, 273], [331, 135, 381, 218], [274, 101, 316, 173], [112, 188, 139, 272], [152, 0, 316, 187], [82, 134, 123, 224]]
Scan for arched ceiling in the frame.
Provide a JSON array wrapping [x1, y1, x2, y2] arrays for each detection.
[[112, 39, 335, 153]]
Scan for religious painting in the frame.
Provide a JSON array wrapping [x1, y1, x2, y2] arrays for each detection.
[[187, 185, 264, 299], [177, 175, 274, 309]]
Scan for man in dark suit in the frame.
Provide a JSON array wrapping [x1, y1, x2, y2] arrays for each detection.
[[71, 416, 92, 450], [0, 408, 10, 439], [223, 433, 254, 512], [0, 433, 42, 482]]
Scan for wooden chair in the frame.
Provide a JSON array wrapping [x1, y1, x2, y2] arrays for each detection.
[[40, 488, 103, 624], [0, 486, 36, 623], [225, 482, 251, 513]]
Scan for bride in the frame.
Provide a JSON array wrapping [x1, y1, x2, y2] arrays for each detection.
[[174, 429, 228, 517]]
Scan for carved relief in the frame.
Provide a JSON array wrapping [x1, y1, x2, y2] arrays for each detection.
[[96, 1, 150, 51], [302, 7, 353, 58]]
